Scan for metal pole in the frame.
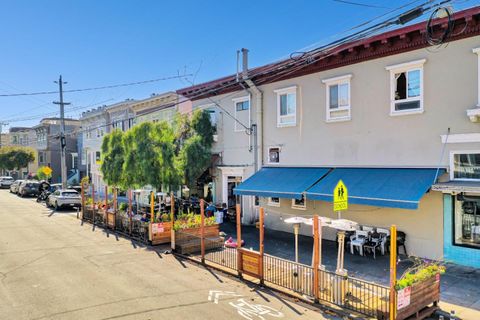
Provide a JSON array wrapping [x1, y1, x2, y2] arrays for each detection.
[[53, 75, 70, 189], [92, 184, 95, 226], [294, 224, 300, 263], [252, 124, 258, 172], [128, 189, 132, 235], [389, 225, 398, 320]]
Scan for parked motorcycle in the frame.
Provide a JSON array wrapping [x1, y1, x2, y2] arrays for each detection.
[[36, 180, 51, 203]]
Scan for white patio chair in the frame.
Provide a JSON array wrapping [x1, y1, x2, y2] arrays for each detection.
[[377, 228, 390, 255], [362, 226, 374, 233], [350, 230, 369, 256]]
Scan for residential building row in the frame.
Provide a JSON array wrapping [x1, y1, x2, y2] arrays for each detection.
[[175, 7, 480, 268]]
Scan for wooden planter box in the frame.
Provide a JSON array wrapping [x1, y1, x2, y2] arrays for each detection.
[[83, 205, 94, 221], [106, 210, 115, 229], [175, 224, 221, 254], [395, 274, 440, 320], [149, 222, 172, 245]]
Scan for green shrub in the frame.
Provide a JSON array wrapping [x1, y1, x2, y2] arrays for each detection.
[[396, 264, 445, 290], [119, 202, 128, 212]]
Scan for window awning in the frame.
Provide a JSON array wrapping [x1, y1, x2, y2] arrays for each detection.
[[305, 168, 443, 210], [233, 167, 330, 200]]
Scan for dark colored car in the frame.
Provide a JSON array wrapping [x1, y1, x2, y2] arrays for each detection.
[[18, 180, 40, 197]]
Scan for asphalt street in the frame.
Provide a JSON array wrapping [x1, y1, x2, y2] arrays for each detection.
[[0, 190, 338, 320]]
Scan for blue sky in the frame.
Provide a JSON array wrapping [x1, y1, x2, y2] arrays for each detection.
[[0, 0, 475, 129]]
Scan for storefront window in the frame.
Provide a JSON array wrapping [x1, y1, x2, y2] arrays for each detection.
[[452, 152, 480, 180], [454, 194, 480, 249]]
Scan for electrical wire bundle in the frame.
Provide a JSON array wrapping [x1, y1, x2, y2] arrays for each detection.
[[425, 6, 455, 45]]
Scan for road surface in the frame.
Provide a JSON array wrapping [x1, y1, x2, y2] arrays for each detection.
[[0, 190, 337, 320]]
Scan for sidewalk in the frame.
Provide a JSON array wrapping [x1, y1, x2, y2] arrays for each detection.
[[220, 222, 480, 316]]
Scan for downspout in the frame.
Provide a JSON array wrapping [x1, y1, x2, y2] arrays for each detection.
[[239, 48, 263, 173]]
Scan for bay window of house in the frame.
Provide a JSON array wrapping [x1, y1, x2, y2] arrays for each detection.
[[268, 197, 280, 207], [454, 194, 480, 249], [386, 59, 425, 115], [274, 86, 297, 127], [233, 96, 250, 132], [291, 195, 306, 210], [268, 147, 280, 164], [322, 74, 352, 122]]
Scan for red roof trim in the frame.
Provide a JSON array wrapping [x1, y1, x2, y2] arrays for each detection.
[[177, 6, 480, 100]]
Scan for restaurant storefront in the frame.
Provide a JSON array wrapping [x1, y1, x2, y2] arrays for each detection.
[[433, 151, 480, 268], [234, 166, 445, 260]]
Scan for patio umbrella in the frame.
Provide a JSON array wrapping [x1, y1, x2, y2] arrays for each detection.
[[284, 216, 309, 263]]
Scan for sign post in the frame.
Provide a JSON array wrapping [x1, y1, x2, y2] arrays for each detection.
[[333, 180, 348, 219]]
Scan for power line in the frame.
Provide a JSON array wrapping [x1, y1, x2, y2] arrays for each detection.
[[331, 0, 390, 9], [0, 74, 192, 97]]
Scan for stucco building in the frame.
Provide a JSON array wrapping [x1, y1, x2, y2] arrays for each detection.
[[178, 7, 480, 267]]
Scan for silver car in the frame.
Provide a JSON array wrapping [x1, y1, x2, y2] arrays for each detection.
[[0, 176, 14, 188], [10, 180, 24, 194], [47, 189, 82, 210]]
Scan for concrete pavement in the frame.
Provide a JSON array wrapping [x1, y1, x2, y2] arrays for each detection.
[[0, 190, 338, 320]]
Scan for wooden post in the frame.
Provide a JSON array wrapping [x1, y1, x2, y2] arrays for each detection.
[[150, 191, 155, 223], [170, 192, 175, 251], [104, 185, 108, 223], [92, 184, 96, 226], [81, 183, 85, 221], [113, 187, 117, 229], [200, 199, 205, 263], [313, 215, 320, 303], [389, 225, 398, 320], [259, 207, 265, 284], [128, 189, 132, 235], [236, 203, 242, 277]]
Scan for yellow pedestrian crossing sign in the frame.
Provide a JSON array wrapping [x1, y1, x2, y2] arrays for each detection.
[[333, 180, 348, 211]]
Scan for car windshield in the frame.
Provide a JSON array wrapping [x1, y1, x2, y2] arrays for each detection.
[[26, 183, 39, 187], [62, 192, 79, 196]]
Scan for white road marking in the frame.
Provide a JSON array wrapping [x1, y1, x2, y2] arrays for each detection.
[[208, 290, 243, 304]]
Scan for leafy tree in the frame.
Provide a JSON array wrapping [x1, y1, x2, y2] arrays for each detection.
[[0, 146, 35, 171], [100, 129, 126, 187], [123, 122, 181, 191]]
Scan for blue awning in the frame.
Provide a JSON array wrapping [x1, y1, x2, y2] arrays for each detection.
[[305, 168, 444, 210], [233, 167, 330, 199]]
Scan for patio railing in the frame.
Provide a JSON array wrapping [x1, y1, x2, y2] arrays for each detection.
[[204, 238, 237, 271]]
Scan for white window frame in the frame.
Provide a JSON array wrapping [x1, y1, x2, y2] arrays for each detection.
[[268, 146, 281, 165], [386, 59, 426, 116], [274, 86, 297, 127], [232, 95, 251, 132], [450, 150, 480, 182], [322, 74, 352, 122], [291, 196, 306, 210], [268, 197, 280, 207]]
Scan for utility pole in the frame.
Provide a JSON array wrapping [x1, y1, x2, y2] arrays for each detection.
[[0, 121, 7, 148], [53, 75, 70, 189]]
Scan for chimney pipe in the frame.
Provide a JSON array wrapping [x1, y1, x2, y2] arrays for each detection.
[[241, 48, 249, 79]]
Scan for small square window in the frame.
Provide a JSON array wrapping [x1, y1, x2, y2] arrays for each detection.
[[233, 97, 250, 132], [268, 197, 280, 207], [235, 100, 249, 111], [292, 196, 306, 210], [268, 147, 280, 164]]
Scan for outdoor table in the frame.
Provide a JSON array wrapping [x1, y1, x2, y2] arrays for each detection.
[[363, 240, 379, 259]]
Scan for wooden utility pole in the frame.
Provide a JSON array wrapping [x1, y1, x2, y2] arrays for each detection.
[[313, 215, 320, 302], [53, 75, 70, 189], [170, 192, 175, 251]]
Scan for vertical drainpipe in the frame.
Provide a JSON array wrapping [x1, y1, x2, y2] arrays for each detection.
[[240, 48, 263, 173]]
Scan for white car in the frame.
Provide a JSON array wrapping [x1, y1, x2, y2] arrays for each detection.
[[47, 189, 82, 210], [0, 176, 14, 188]]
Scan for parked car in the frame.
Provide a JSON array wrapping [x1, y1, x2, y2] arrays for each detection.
[[0, 176, 14, 188], [47, 189, 82, 210], [18, 180, 40, 197], [9, 180, 24, 194]]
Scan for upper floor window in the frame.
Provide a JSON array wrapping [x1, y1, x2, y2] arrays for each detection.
[[274, 86, 297, 127], [233, 96, 250, 132], [322, 74, 352, 122], [450, 151, 480, 181], [386, 59, 425, 116]]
